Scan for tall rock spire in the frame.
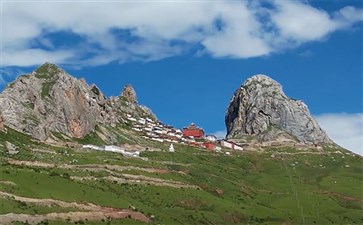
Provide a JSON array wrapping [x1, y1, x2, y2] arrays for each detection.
[[121, 84, 138, 104]]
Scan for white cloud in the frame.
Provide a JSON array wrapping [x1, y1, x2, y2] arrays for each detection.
[[202, 2, 271, 58], [271, 1, 338, 42], [334, 6, 363, 25], [1, 1, 362, 67], [315, 113, 363, 155], [2, 49, 75, 67]]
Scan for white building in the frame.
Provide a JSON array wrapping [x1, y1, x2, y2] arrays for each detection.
[[127, 117, 137, 122], [105, 145, 125, 153], [83, 144, 141, 157], [123, 151, 140, 157], [152, 137, 164, 143], [143, 127, 152, 132], [175, 129, 183, 134], [220, 140, 243, 151], [205, 135, 218, 142], [138, 118, 146, 124], [82, 145, 104, 151]]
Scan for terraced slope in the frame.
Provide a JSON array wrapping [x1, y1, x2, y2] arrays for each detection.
[[0, 129, 362, 225]]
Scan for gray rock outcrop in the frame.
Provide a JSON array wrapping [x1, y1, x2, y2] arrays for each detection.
[[5, 141, 19, 155], [121, 85, 137, 104], [225, 74, 333, 145], [0, 63, 156, 140], [0, 111, 4, 132]]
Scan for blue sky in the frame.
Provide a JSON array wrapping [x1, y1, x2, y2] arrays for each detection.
[[1, 0, 362, 154]]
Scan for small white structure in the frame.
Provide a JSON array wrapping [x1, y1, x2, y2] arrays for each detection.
[[127, 117, 137, 122], [138, 118, 146, 124], [220, 140, 243, 151], [124, 151, 140, 157], [82, 145, 104, 151], [205, 135, 218, 142], [169, 143, 175, 152], [154, 130, 164, 135], [175, 129, 183, 134], [143, 127, 152, 132], [152, 137, 164, 142], [83, 144, 140, 158], [105, 145, 125, 153]]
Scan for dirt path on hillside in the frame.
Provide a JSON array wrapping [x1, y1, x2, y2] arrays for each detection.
[[7, 159, 196, 189], [315, 191, 363, 203], [71, 174, 198, 189], [273, 151, 330, 156], [0, 180, 16, 186], [7, 159, 169, 174], [0, 191, 150, 224]]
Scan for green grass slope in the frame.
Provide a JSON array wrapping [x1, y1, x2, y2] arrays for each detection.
[[0, 129, 362, 225]]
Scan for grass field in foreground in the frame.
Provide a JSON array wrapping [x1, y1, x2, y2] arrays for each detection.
[[0, 129, 362, 225]]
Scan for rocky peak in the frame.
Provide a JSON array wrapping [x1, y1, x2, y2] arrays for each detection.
[[225, 74, 333, 146], [121, 85, 137, 104], [243, 74, 285, 95], [244, 74, 279, 86], [0, 63, 156, 141], [34, 62, 63, 79], [0, 63, 111, 140]]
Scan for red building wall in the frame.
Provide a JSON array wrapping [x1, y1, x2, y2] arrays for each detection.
[[183, 129, 204, 138], [182, 123, 205, 138]]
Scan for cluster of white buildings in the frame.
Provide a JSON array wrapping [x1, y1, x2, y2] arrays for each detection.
[[82, 144, 140, 157], [126, 114, 191, 145], [82, 115, 244, 155], [126, 114, 243, 152]]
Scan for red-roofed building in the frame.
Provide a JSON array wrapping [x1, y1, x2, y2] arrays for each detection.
[[204, 142, 216, 150], [182, 123, 205, 138]]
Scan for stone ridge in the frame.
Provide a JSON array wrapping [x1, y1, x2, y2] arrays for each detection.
[[225, 74, 333, 146], [0, 63, 156, 140]]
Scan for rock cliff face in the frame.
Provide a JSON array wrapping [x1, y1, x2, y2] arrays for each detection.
[[225, 75, 332, 145], [121, 85, 137, 104], [0, 63, 156, 140], [0, 111, 4, 132]]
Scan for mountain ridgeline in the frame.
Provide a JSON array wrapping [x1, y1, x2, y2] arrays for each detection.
[[0, 63, 156, 141], [0, 63, 334, 148], [1, 63, 361, 225], [225, 75, 333, 147]]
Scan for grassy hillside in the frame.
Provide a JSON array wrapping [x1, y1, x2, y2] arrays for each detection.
[[0, 129, 362, 225]]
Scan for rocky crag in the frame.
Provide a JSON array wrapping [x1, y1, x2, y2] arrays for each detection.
[[121, 85, 138, 104], [0, 111, 4, 132], [225, 75, 333, 146], [0, 63, 156, 141]]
